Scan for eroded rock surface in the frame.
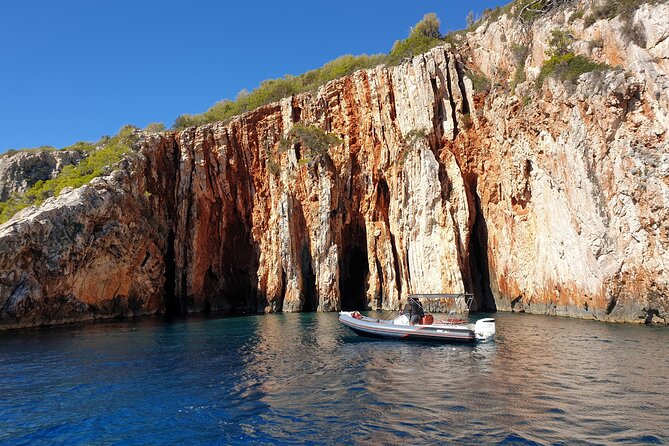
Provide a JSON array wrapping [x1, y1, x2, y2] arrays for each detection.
[[0, 149, 86, 201], [1, 0, 668, 328]]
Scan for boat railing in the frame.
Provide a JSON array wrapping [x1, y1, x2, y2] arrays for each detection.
[[408, 293, 473, 316]]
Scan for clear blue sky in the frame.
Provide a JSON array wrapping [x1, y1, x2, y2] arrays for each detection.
[[0, 0, 507, 152]]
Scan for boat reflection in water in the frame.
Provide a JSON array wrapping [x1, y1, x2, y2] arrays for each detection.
[[1, 311, 667, 444]]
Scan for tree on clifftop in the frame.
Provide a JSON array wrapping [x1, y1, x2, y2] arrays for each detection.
[[410, 13, 442, 39], [387, 12, 443, 65]]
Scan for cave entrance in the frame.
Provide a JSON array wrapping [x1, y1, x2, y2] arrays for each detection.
[[216, 211, 259, 314], [300, 243, 318, 312], [339, 223, 369, 311], [468, 176, 496, 312]]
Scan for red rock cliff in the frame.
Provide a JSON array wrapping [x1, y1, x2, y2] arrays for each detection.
[[1, 0, 668, 328]]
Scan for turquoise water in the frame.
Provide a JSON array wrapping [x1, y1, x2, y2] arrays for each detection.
[[0, 312, 667, 445]]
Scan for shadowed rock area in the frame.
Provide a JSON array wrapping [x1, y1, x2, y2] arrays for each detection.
[[1, 0, 668, 328]]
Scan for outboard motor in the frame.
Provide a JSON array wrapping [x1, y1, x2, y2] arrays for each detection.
[[474, 318, 496, 341]]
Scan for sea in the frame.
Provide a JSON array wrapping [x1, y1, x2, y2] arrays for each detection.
[[1, 311, 667, 445]]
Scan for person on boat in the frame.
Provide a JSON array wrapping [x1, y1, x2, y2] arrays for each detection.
[[402, 296, 424, 325]]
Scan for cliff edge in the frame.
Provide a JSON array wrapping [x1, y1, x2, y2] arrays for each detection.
[[1, 0, 668, 328]]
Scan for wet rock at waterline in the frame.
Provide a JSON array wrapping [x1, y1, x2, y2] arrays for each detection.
[[1, 0, 668, 328]]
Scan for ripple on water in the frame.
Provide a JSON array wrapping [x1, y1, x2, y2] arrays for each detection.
[[0, 312, 668, 445]]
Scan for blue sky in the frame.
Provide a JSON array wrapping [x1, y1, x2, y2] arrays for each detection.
[[0, 0, 507, 152]]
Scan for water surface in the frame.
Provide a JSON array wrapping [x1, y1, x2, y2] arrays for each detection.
[[1, 312, 667, 445]]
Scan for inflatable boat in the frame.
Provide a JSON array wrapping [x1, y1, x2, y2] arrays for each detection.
[[339, 294, 495, 343]]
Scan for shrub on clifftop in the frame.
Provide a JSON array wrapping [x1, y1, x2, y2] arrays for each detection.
[[410, 12, 442, 39], [173, 13, 446, 130], [173, 54, 386, 130]]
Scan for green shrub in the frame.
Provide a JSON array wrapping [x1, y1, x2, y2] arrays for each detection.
[[278, 124, 342, 165], [397, 128, 430, 166], [583, 14, 596, 27], [2, 145, 66, 158], [410, 13, 442, 39], [441, 30, 467, 47], [143, 122, 166, 132], [511, 44, 530, 93], [536, 52, 610, 86], [568, 9, 585, 22], [546, 29, 574, 58], [266, 158, 280, 177], [173, 13, 447, 130], [386, 33, 443, 65], [0, 126, 137, 224], [536, 28, 610, 88], [590, 0, 652, 21], [511, 65, 527, 93], [519, 0, 549, 22], [514, 0, 577, 23], [480, 3, 516, 23], [404, 128, 429, 146], [63, 141, 96, 153], [466, 69, 492, 92], [173, 53, 386, 130], [2, 149, 19, 157]]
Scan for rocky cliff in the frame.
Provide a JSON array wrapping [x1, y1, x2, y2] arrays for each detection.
[[0, 149, 86, 201], [1, 0, 668, 328]]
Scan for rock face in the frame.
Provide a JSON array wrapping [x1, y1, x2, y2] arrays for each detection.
[[0, 159, 166, 329], [0, 149, 86, 201], [1, 0, 668, 328]]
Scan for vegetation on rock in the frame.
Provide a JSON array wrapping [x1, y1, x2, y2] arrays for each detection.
[[583, 0, 660, 27], [173, 14, 445, 130], [396, 128, 430, 166], [278, 124, 342, 166], [173, 54, 386, 130], [480, 0, 575, 24], [536, 29, 610, 87], [142, 122, 166, 132], [466, 69, 492, 93], [511, 43, 530, 93], [0, 126, 137, 224]]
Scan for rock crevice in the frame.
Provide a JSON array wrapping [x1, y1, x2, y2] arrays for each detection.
[[2, 1, 669, 327]]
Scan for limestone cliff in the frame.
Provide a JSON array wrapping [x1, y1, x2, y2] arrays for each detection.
[[1, 0, 668, 328], [0, 149, 86, 201]]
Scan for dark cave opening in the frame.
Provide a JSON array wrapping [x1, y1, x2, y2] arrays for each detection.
[[300, 243, 318, 312], [339, 222, 369, 311], [340, 246, 369, 311], [203, 268, 217, 313], [218, 212, 259, 314], [467, 176, 497, 312]]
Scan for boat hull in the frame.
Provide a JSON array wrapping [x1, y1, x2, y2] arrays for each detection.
[[339, 312, 485, 343]]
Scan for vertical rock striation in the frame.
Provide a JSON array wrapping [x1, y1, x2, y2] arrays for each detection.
[[1, 0, 668, 328], [136, 47, 476, 316]]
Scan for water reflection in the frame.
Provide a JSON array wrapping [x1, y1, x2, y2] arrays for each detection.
[[0, 312, 667, 444]]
